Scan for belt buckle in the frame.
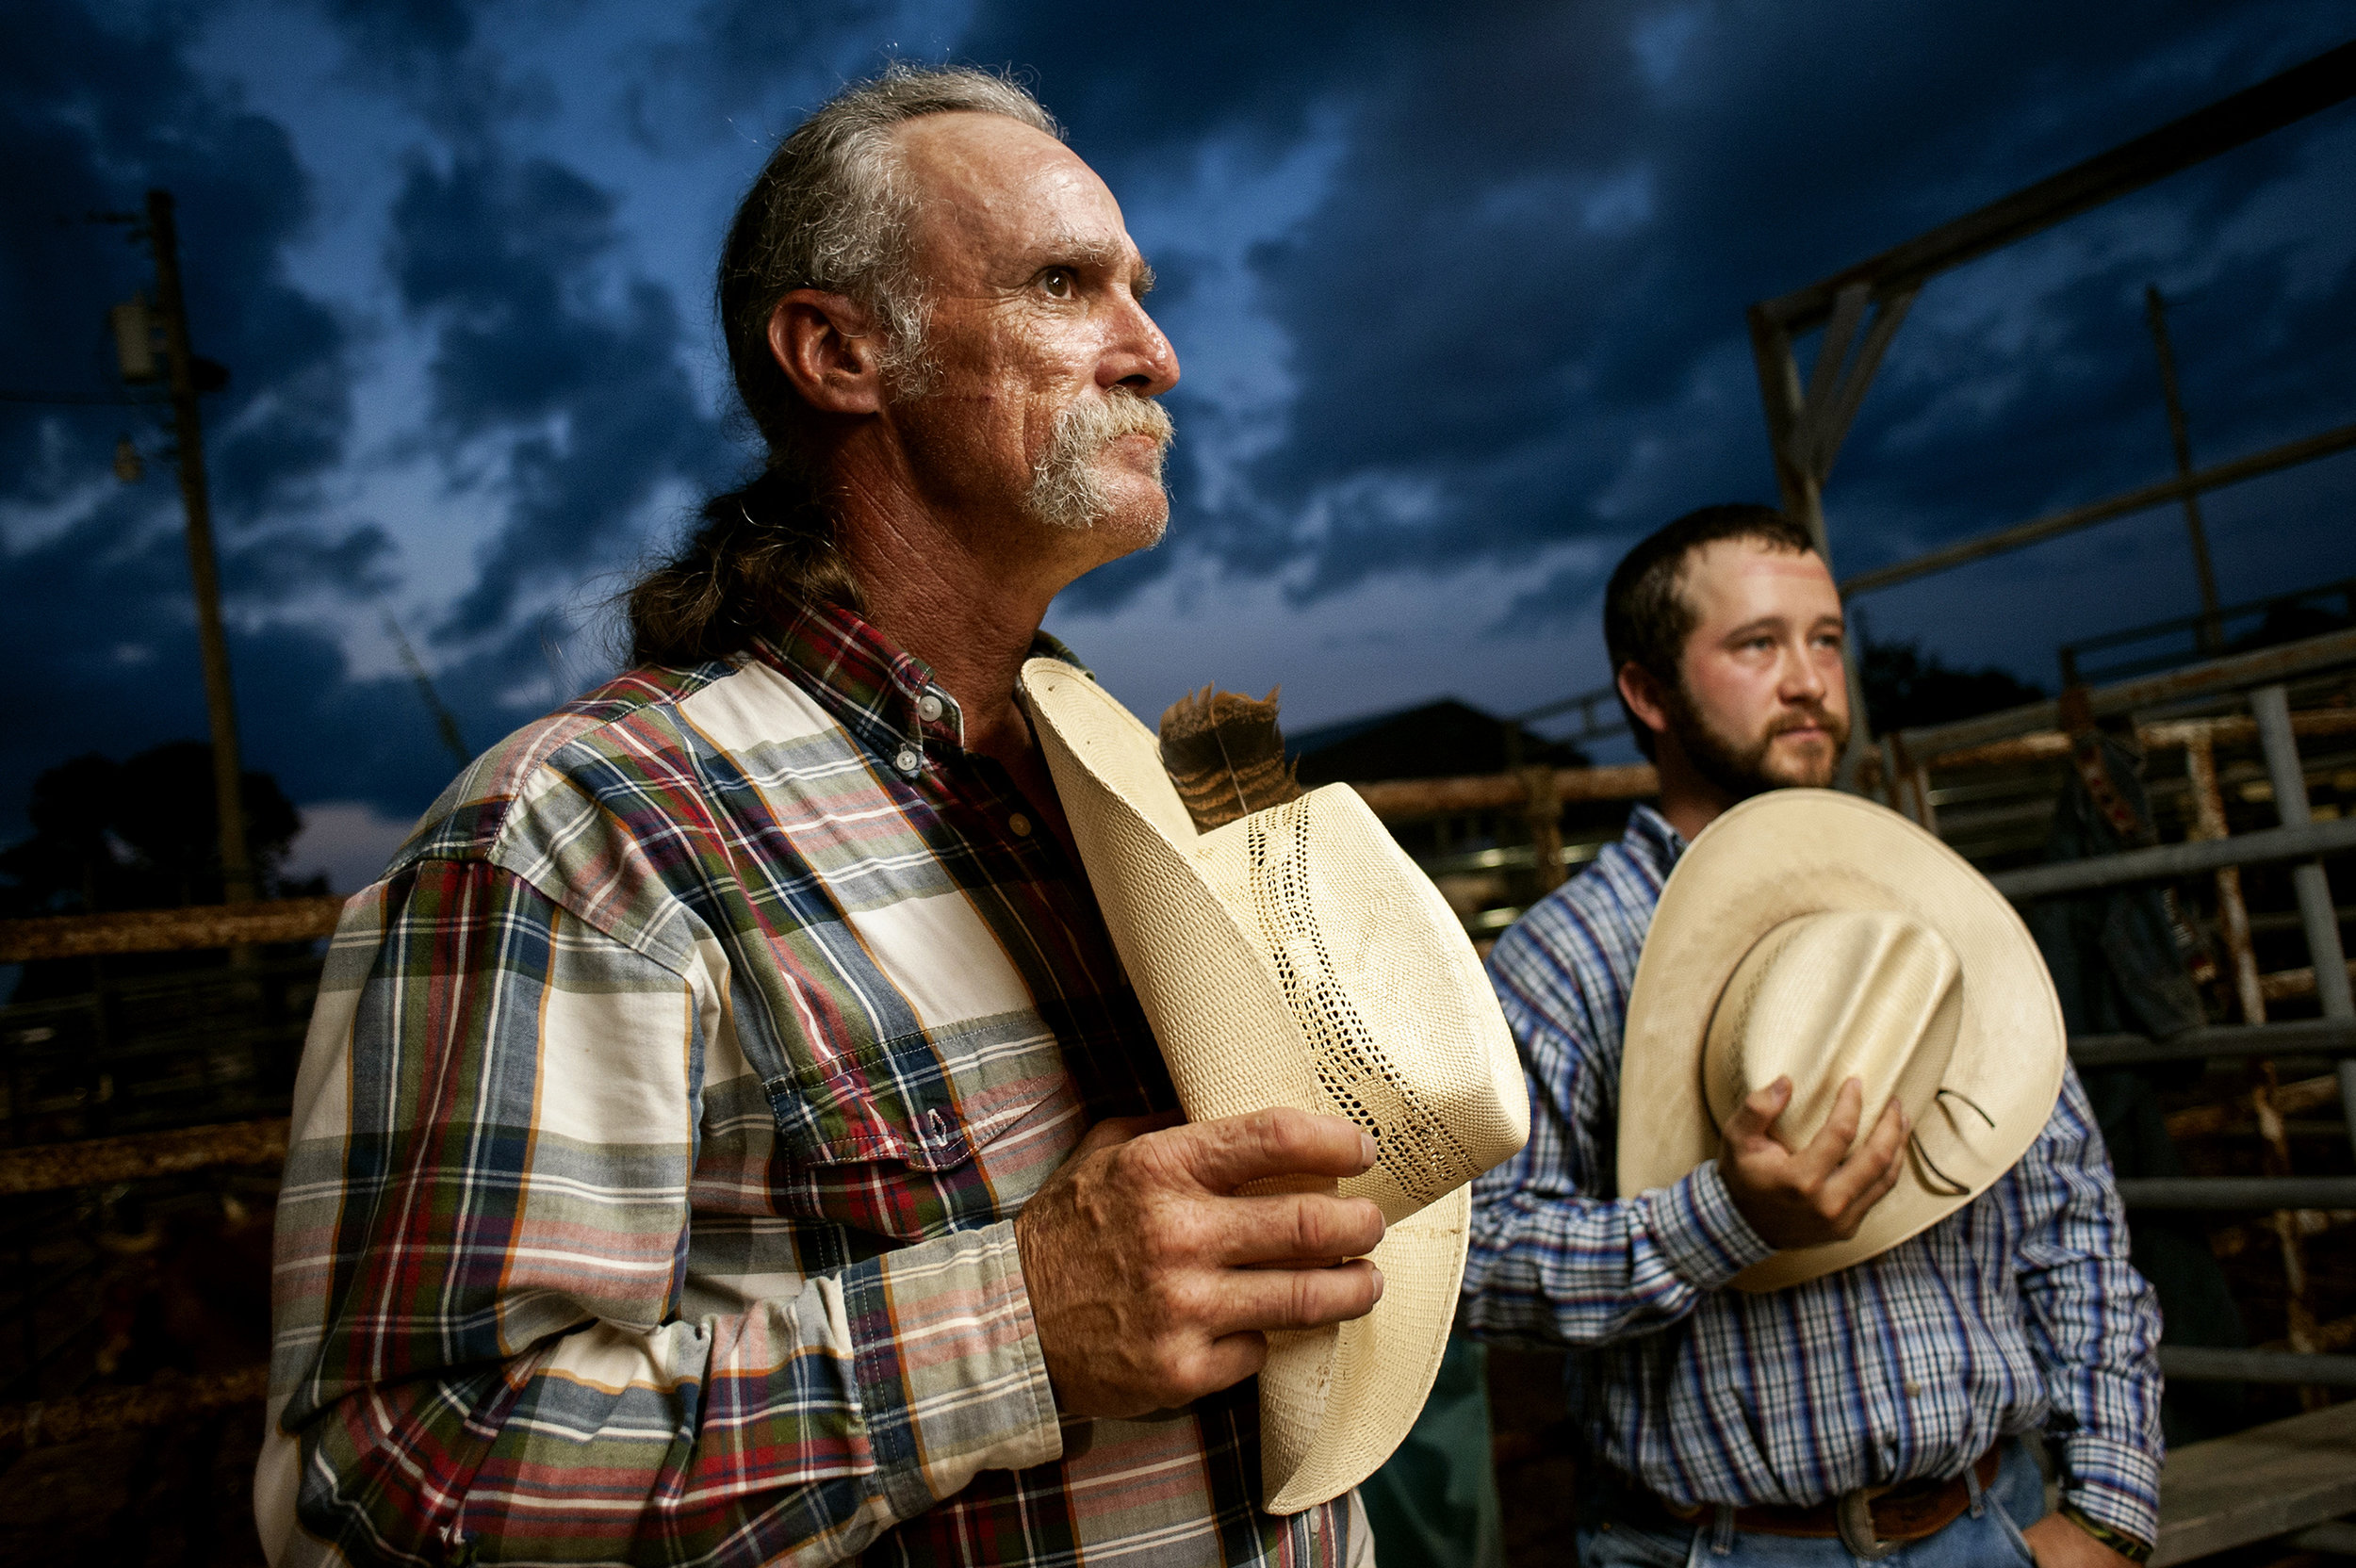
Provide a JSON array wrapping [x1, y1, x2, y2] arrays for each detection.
[[1836, 1491, 1898, 1561]]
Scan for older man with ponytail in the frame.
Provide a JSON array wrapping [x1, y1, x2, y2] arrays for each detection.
[[261, 67, 1390, 1568]]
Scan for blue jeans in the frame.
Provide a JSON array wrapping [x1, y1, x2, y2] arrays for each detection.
[[1577, 1439, 2047, 1567]]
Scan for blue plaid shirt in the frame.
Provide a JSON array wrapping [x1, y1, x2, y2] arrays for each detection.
[[1462, 805, 2163, 1542]]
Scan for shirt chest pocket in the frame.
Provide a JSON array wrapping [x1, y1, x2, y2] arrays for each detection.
[[761, 1020, 1082, 1242]]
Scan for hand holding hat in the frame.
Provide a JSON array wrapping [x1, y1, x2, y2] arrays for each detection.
[[1017, 659, 1530, 1512], [1620, 790, 2067, 1291], [1718, 1072, 1910, 1251], [1008, 677, 1403, 1432], [1014, 1107, 1389, 1420]]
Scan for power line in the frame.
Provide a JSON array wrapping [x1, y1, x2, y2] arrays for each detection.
[[0, 388, 165, 406]]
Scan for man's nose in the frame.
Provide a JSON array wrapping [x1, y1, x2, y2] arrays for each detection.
[[1781, 642, 1829, 701], [1100, 296, 1180, 397]]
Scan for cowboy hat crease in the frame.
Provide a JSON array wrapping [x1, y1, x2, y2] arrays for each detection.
[[1018, 657, 1530, 1514], [1619, 789, 2067, 1294]]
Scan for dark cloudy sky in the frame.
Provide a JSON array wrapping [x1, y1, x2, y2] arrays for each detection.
[[4, 1, 2352, 892]]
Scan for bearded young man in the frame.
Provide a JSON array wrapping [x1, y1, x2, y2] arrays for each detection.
[[259, 69, 1392, 1567], [1460, 505, 2163, 1566]]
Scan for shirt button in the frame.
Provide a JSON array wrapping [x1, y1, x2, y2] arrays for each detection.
[[1905, 1381, 1920, 1396], [1008, 812, 1033, 838], [894, 746, 921, 774], [917, 694, 943, 723]]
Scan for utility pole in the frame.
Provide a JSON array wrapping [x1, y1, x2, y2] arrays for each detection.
[[145, 189, 255, 906], [2143, 285, 2227, 656]]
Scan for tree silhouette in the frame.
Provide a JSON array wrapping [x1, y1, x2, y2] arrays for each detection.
[[0, 742, 316, 920]]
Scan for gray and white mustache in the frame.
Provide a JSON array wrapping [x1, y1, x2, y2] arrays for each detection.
[[1026, 391, 1174, 532]]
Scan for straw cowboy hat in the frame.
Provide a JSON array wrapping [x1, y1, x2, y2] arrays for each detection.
[[1019, 658, 1530, 1514], [1619, 789, 2067, 1293]]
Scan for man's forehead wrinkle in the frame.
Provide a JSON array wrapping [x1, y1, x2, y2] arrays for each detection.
[[896, 114, 1136, 289]]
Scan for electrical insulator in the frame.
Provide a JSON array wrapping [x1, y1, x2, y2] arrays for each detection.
[[110, 296, 159, 383], [113, 436, 144, 483]]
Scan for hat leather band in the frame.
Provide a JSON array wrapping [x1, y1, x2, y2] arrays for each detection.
[[1907, 1082, 2002, 1197]]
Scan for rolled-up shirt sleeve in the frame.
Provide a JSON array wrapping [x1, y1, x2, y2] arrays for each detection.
[[262, 859, 1060, 1568]]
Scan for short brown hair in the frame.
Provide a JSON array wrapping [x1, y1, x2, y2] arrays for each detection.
[[1602, 504, 1816, 758]]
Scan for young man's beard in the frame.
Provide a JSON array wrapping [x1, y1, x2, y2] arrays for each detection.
[[1661, 681, 1850, 801]]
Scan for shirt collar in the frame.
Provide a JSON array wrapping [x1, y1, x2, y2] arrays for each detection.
[[749, 600, 1086, 770], [1623, 800, 1687, 877]]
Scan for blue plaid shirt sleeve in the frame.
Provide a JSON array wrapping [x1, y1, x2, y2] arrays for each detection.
[[1461, 960, 1771, 1346], [2008, 1066, 2165, 1542]]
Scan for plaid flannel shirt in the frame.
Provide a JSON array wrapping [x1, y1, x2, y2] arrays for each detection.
[[1462, 804, 2164, 1543], [260, 604, 1358, 1567]]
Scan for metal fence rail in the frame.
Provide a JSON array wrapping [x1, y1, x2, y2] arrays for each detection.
[[2160, 1348, 2356, 1387], [1988, 816, 2356, 901], [2071, 1019, 2356, 1068], [1867, 628, 2356, 1436], [2120, 1178, 2356, 1210], [1897, 626, 2356, 760]]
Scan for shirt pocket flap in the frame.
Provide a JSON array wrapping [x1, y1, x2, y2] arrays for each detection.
[[764, 1021, 1069, 1173]]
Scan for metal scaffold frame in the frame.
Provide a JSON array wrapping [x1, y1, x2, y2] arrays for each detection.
[[1867, 628, 2356, 1413], [1740, 44, 2356, 1510], [1742, 40, 2356, 777]]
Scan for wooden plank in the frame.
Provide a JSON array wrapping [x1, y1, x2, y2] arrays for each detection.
[[1350, 763, 1658, 821], [0, 897, 343, 963], [2152, 1398, 2356, 1565], [1929, 709, 2356, 771], [0, 1364, 270, 1448], [0, 1118, 289, 1197], [1897, 626, 2356, 760]]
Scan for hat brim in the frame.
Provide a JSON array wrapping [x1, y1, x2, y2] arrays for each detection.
[[1020, 658, 1497, 1511], [1618, 790, 2064, 1292]]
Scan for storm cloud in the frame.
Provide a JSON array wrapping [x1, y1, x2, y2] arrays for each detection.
[[3, 0, 2351, 879]]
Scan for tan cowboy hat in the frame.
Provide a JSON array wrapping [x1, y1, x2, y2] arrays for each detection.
[[1019, 657, 1530, 1514], [1618, 789, 2065, 1293]]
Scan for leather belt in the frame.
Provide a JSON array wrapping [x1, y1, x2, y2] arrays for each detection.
[[1612, 1444, 2004, 1560]]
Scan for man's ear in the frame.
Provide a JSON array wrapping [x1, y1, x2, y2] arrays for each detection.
[[1617, 662, 1674, 743], [768, 289, 884, 415]]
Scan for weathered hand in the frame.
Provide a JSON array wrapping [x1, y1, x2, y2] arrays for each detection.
[[1013, 1107, 1388, 1420], [2020, 1513, 2139, 1567], [1718, 1075, 1907, 1250]]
